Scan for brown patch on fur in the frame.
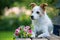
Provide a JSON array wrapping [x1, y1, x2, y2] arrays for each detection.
[[30, 3, 36, 8], [40, 3, 48, 11]]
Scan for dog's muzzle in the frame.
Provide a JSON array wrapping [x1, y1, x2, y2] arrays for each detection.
[[31, 16, 34, 20]]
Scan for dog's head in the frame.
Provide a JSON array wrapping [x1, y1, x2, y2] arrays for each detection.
[[30, 3, 48, 20]]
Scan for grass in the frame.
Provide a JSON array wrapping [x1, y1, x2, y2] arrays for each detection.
[[0, 31, 14, 40]]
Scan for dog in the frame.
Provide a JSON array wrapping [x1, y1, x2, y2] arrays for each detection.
[[30, 3, 53, 38]]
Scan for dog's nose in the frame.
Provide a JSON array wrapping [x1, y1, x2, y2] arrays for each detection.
[[31, 16, 34, 20]]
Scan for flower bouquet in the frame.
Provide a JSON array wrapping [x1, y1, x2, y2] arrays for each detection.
[[14, 26, 32, 38]]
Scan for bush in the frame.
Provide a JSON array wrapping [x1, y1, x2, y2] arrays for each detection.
[[19, 13, 31, 26], [0, 13, 31, 31]]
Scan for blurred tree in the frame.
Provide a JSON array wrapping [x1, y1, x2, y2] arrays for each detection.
[[0, 0, 15, 16], [0, 0, 55, 16]]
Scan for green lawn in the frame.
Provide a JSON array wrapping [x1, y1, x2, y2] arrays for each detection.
[[0, 31, 14, 40]]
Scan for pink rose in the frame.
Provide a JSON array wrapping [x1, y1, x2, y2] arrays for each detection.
[[24, 26, 30, 32], [15, 29, 20, 36], [24, 26, 31, 32], [28, 30, 32, 34], [18, 27, 21, 30], [24, 27, 28, 32], [25, 26, 30, 30]]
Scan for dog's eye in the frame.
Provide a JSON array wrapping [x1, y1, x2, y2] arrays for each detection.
[[36, 11, 39, 14], [32, 11, 33, 13]]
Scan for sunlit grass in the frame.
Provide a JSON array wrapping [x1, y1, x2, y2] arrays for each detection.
[[0, 31, 13, 40]]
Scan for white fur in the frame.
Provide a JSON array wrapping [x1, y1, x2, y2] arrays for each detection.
[[31, 6, 53, 38]]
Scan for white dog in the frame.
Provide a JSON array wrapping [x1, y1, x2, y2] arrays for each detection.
[[30, 3, 53, 38]]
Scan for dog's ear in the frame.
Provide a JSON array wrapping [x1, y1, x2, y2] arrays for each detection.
[[30, 3, 36, 8], [40, 3, 48, 11]]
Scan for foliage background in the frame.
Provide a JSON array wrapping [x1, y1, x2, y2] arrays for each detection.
[[0, 0, 59, 40], [0, 0, 58, 31]]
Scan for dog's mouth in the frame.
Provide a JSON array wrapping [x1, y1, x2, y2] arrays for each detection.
[[31, 17, 34, 20]]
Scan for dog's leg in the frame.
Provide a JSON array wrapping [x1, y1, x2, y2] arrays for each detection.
[[31, 31, 36, 38], [31, 27, 36, 38], [38, 32, 50, 37], [38, 26, 50, 38]]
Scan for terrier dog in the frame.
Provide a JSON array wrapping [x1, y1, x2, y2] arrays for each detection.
[[30, 3, 53, 38]]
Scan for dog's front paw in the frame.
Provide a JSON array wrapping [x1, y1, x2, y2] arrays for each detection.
[[38, 35, 43, 38], [38, 34, 50, 38]]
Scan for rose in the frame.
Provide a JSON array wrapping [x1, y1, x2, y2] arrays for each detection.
[[25, 26, 30, 30], [18, 27, 21, 30], [28, 30, 32, 34], [14, 26, 32, 38], [24, 26, 30, 32], [15, 29, 20, 36]]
